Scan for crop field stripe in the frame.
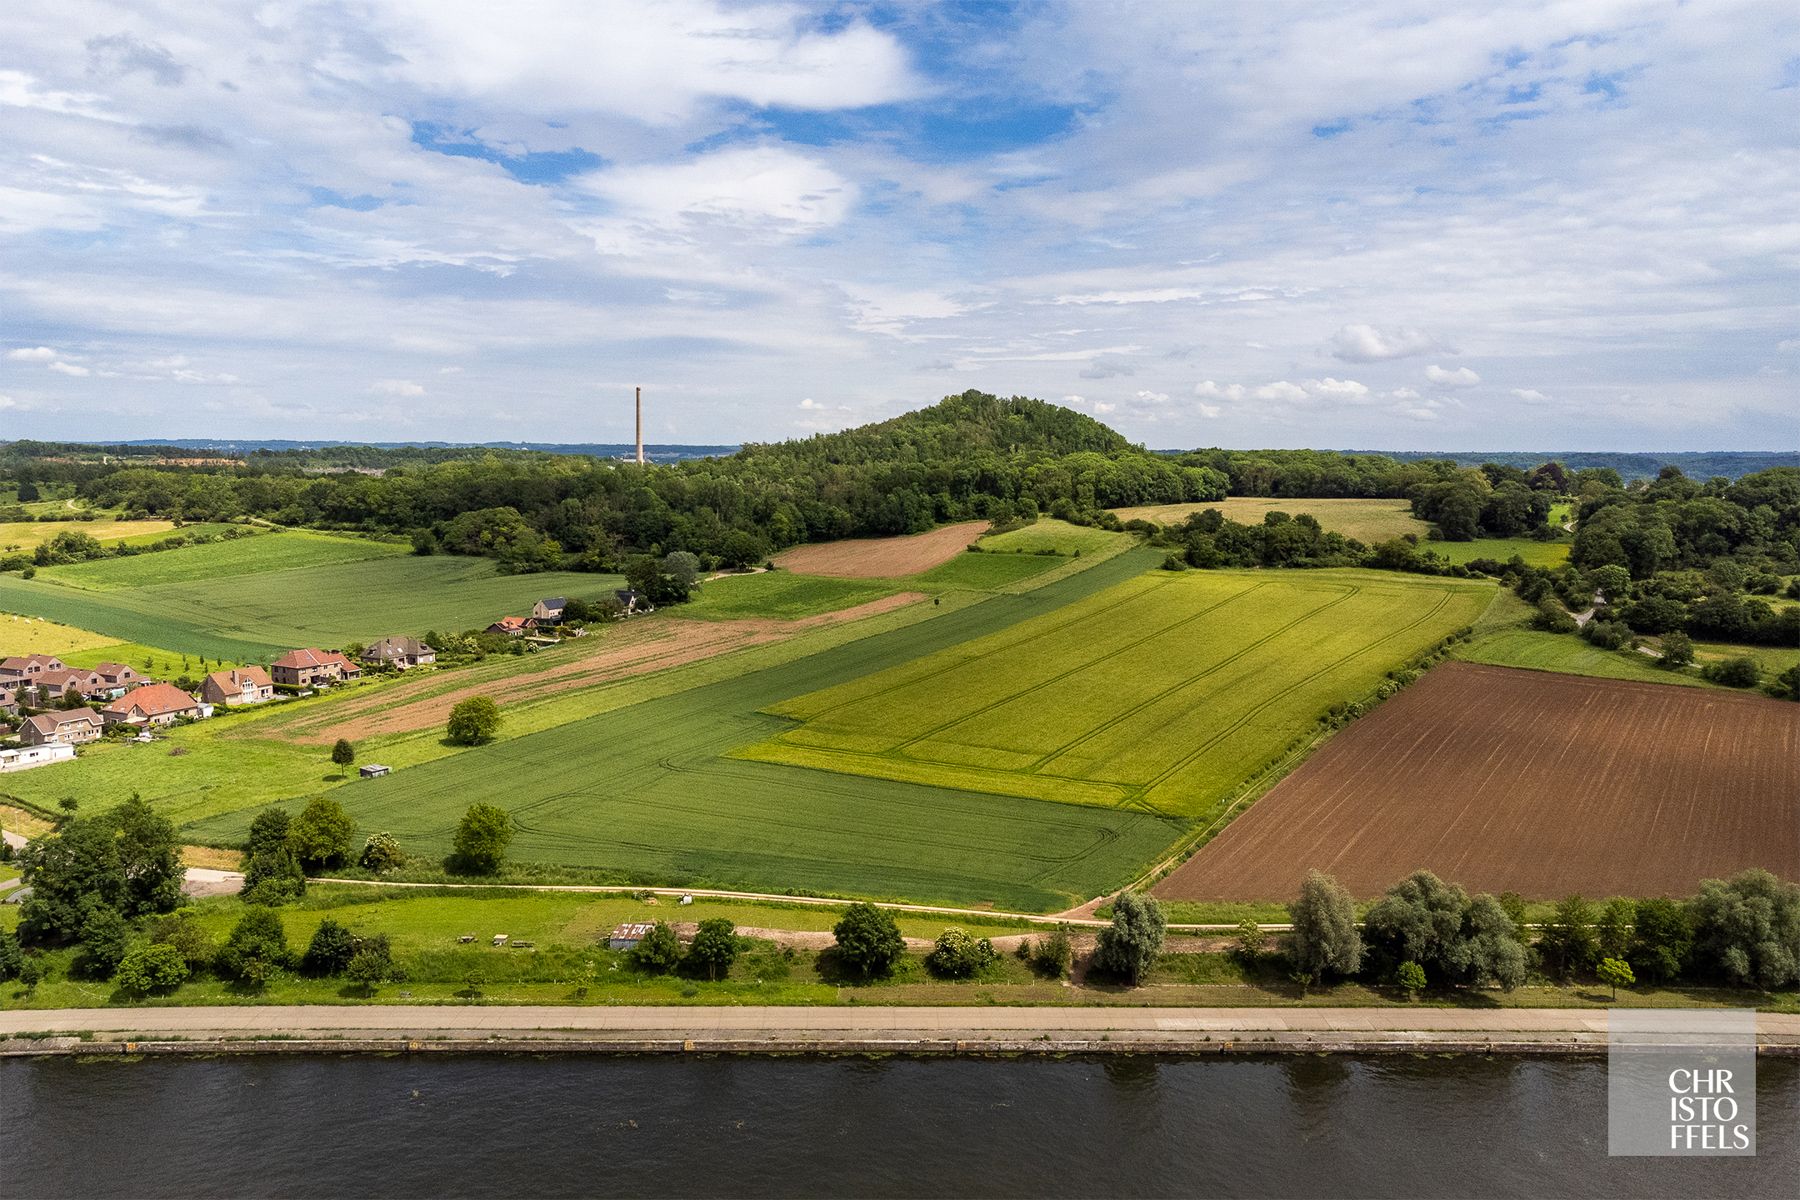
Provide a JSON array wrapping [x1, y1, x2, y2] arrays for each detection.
[[1019, 581, 1357, 777], [1135, 587, 1455, 800], [886, 579, 1275, 755]]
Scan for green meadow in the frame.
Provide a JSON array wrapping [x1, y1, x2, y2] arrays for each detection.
[[1428, 536, 1571, 568], [742, 568, 1496, 820], [0, 532, 621, 660]]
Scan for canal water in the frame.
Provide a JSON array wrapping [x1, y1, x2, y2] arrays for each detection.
[[3, 1054, 1796, 1197]]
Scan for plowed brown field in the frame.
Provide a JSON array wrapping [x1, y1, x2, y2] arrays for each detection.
[[1156, 662, 1800, 901], [771, 521, 986, 577]]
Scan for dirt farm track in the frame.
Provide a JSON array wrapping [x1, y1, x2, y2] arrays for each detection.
[[1157, 662, 1800, 901]]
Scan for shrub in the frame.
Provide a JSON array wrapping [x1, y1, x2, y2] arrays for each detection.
[[301, 918, 358, 976], [685, 918, 740, 981], [1091, 893, 1166, 985], [346, 935, 398, 993], [1396, 960, 1427, 997], [0, 928, 22, 981], [1701, 656, 1761, 688], [1596, 956, 1635, 999], [359, 831, 406, 874], [75, 903, 131, 980], [1767, 664, 1800, 702], [147, 911, 216, 972], [632, 922, 682, 973], [1030, 924, 1074, 979], [217, 907, 291, 987], [1658, 631, 1694, 669], [114, 942, 189, 996], [451, 803, 512, 874], [924, 928, 998, 979], [832, 902, 905, 980], [447, 696, 502, 745]]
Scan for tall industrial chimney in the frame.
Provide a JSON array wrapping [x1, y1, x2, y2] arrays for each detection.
[[635, 386, 644, 465]]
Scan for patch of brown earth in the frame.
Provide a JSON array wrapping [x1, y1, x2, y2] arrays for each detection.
[[771, 521, 987, 578]]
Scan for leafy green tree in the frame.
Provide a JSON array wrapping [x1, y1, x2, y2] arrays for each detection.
[[451, 803, 513, 874], [631, 921, 682, 973], [832, 902, 905, 980], [1628, 899, 1693, 984], [111, 795, 184, 917], [1460, 894, 1528, 990], [0, 928, 22, 981], [18, 955, 45, 996], [1689, 869, 1800, 989], [447, 696, 503, 745], [217, 907, 291, 988], [240, 842, 306, 905], [924, 928, 998, 979], [1659, 632, 1695, 669], [1596, 957, 1635, 999], [330, 739, 356, 768], [114, 942, 189, 996], [1701, 656, 1760, 688], [147, 911, 216, 972], [75, 902, 131, 980], [287, 796, 356, 872], [1396, 960, 1427, 998], [1539, 895, 1599, 980], [358, 831, 405, 874], [1288, 870, 1363, 987], [245, 806, 293, 857], [346, 935, 398, 994], [1091, 892, 1166, 985], [1768, 663, 1800, 702], [1030, 925, 1074, 979], [1363, 870, 1524, 990], [685, 918, 740, 981], [1233, 919, 1268, 962], [1596, 898, 1635, 961], [301, 919, 358, 976]]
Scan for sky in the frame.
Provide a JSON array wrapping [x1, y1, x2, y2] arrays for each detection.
[[1, 1, 1796, 451]]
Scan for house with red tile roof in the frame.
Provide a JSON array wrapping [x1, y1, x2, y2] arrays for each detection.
[[270, 648, 361, 688], [201, 666, 275, 707], [99, 682, 205, 728], [486, 616, 529, 636]]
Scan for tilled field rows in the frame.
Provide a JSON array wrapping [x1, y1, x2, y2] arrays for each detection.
[[1156, 661, 1800, 901]]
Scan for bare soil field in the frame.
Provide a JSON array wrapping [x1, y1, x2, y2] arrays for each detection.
[[261, 592, 925, 744], [771, 521, 987, 577], [1156, 662, 1800, 901]]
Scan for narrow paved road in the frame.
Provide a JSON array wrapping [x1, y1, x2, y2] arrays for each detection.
[[5, 1005, 1797, 1045]]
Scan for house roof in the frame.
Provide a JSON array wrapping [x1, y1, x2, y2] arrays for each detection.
[[92, 662, 136, 678], [24, 708, 102, 734], [537, 597, 568, 609], [365, 635, 433, 657], [488, 616, 528, 631], [101, 682, 200, 718], [205, 666, 272, 690], [34, 669, 101, 691], [1, 654, 65, 671], [272, 648, 356, 670]]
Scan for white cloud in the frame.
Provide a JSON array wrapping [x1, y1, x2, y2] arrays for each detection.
[[575, 146, 856, 238], [369, 379, 426, 397], [0, 393, 15, 410], [1511, 388, 1551, 403], [1196, 402, 1221, 419], [6, 346, 58, 362], [1330, 323, 1436, 362], [1425, 365, 1481, 388], [47, 361, 90, 377]]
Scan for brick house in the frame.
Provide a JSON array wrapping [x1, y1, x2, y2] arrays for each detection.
[[92, 662, 146, 692], [30, 668, 110, 703], [99, 682, 205, 728], [486, 616, 529, 637], [19, 707, 104, 746], [201, 666, 275, 707], [362, 635, 436, 669], [0, 654, 66, 686], [270, 648, 361, 688]]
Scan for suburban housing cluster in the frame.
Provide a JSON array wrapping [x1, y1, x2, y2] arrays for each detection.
[[0, 594, 599, 775]]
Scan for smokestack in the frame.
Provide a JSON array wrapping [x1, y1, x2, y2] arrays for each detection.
[[635, 386, 644, 465]]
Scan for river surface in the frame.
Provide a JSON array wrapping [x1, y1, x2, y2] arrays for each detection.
[[3, 1054, 1796, 1197]]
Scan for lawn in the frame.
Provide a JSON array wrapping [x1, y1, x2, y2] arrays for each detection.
[[0, 546, 623, 661], [741, 568, 1495, 820], [978, 519, 1136, 557], [177, 548, 1178, 912], [1428, 536, 1571, 568], [1110, 497, 1429, 544], [679, 571, 897, 620], [37, 529, 404, 591]]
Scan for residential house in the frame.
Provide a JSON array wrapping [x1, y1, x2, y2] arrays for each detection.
[[0, 687, 17, 717], [614, 588, 654, 615], [19, 707, 104, 746], [530, 597, 567, 625], [362, 635, 436, 669], [201, 666, 275, 707], [0, 654, 66, 686], [99, 682, 205, 728], [486, 616, 529, 637], [31, 668, 110, 703], [92, 662, 146, 693], [270, 648, 361, 688], [0, 742, 76, 773]]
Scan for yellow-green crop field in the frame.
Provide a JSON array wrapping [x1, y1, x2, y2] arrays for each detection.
[[1110, 497, 1429, 544], [738, 568, 1496, 818]]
